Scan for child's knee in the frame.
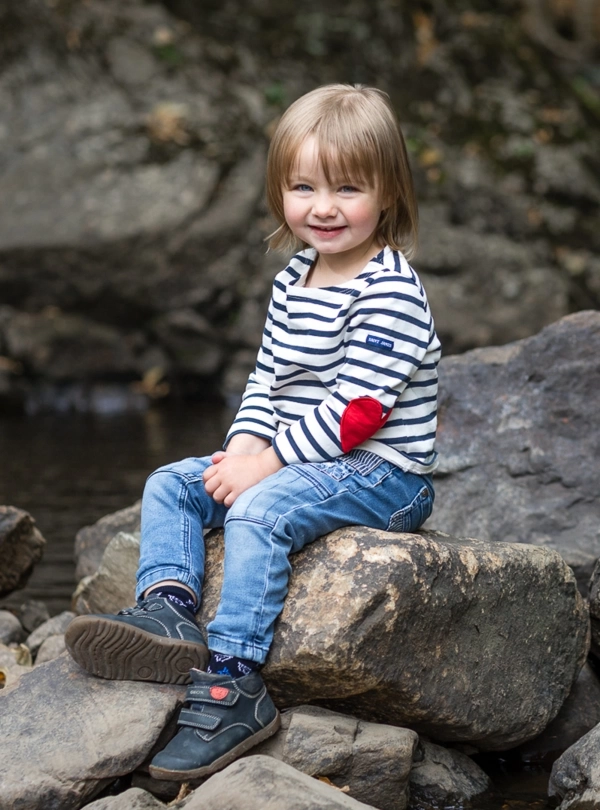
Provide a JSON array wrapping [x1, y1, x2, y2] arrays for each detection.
[[143, 457, 214, 498]]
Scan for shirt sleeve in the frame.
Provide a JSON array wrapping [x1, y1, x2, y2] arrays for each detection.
[[224, 298, 278, 447], [271, 276, 434, 465]]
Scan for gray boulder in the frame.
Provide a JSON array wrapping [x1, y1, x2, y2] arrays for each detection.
[[418, 204, 568, 353], [409, 740, 492, 809], [25, 610, 75, 656], [0, 609, 24, 645], [549, 721, 600, 809], [181, 755, 379, 810], [17, 598, 51, 633], [253, 705, 417, 810], [519, 663, 600, 767], [2, 309, 139, 381], [428, 311, 600, 590], [35, 634, 67, 665], [75, 524, 588, 751], [0, 506, 46, 596], [588, 557, 600, 656], [73, 532, 140, 615], [74, 501, 141, 580], [84, 788, 166, 810], [0, 653, 184, 810]]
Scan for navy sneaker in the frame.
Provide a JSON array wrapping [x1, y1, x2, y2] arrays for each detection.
[[65, 595, 208, 684], [149, 668, 280, 780]]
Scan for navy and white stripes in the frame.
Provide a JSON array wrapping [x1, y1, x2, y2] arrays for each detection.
[[225, 246, 441, 474]]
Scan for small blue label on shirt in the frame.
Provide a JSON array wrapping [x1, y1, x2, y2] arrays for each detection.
[[366, 334, 394, 352]]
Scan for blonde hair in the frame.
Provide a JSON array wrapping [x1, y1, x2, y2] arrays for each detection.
[[266, 84, 418, 258]]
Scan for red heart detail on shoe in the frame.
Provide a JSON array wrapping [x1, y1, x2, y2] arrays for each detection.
[[210, 686, 230, 700]]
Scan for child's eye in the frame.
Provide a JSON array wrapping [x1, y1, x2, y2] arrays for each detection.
[[339, 184, 359, 193], [293, 183, 313, 192]]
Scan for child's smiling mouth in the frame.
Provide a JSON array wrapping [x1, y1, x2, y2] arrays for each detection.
[[309, 225, 346, 236]]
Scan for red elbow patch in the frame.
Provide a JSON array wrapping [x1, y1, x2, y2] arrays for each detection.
[[340, 396, 390, 453]]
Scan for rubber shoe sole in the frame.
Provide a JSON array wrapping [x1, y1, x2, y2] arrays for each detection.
[[148, 712, 281, 781], [65, 615, 209, 684]]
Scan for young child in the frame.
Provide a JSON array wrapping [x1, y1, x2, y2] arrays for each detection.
[[65, 83, 441, 782]]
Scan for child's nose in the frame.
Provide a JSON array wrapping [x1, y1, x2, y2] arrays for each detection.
[[312, 192, 337, 217]]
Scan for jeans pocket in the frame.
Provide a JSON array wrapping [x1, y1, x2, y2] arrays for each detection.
[[387, 485, 434, 533]]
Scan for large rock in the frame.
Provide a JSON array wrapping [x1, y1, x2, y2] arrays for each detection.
[[35, 634, 67, 665], [74, 532, 140, 615], [428, 311, 600, 590], [25, 610, 75, 656], [74, 501, 141, 580], [0, 609, 24, 644], [181, 755, 379, 810], [77, 525, 588, 751], [409, 740, 492, 809], [84, 788, 165, 810], [588, 558, 600, 657], [0, 653, 184, 810], [549, 721, 600, 810], [3, 309, 139, 381], [253, 705, 417, 810], [519, 663, 600, 767], [0, 506, 46, 596]]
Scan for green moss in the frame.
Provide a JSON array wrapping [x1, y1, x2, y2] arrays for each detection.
[[571, 77, 600, 121], [264, 82, 287, 107], [153, 43, 185, 68]]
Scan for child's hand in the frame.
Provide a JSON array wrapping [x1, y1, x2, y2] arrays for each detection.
[[203, 447, 284, 507]]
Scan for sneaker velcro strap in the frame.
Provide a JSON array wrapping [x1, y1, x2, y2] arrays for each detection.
[[185, 684, 240, 706], [178, 708, 221, 730]]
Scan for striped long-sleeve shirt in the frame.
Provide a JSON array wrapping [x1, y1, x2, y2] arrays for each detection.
[[225, 246, 441, 474]]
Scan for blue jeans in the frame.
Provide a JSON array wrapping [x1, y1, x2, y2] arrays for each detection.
[[137, 449, 434, 664]]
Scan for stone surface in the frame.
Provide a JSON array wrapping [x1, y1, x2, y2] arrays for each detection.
[[35, 634, 67, 665], [84, 788, 166, 810], [427, 312, 600, 590], [3, 309, 139, 381], [74, 532, 140, 615], [0, 609, 24, 644], [18, 599, 51, 633], [181, 755, 379, 810], [549, 721, 600, 810], [74, 501, 141, 580], [409, 740, 492, 808], [25, 610, 75, 656], [253, 705, 417, 810], [588, 558, 600, 657], [0, 506, 46, 597], [79, 523, 588, 751], [0, 653, 184, 810], [519, 663, 600, 767], [0, 642, 32, 690]]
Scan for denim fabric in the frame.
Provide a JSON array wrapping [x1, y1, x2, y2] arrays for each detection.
[[137, 450, 434, 664]]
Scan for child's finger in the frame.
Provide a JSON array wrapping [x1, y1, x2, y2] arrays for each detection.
[[202, 464, 218, 482]]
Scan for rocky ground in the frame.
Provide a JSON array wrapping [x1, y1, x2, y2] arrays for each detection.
[[1, 312, 600, 809], [0, 0, 599, 411]]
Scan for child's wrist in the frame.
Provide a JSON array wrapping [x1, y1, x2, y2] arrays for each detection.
[[259, 446, 285, 476], [226, 434, 271, 455]]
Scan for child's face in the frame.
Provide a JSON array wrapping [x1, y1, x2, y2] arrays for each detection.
[[283, 136, 384, 264]]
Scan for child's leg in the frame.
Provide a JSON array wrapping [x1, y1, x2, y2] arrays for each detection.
[[149, 453, 432, 781], [207, 453, 432, 663], [66, 455, 228, 683], [136, 456, 228, 602]]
